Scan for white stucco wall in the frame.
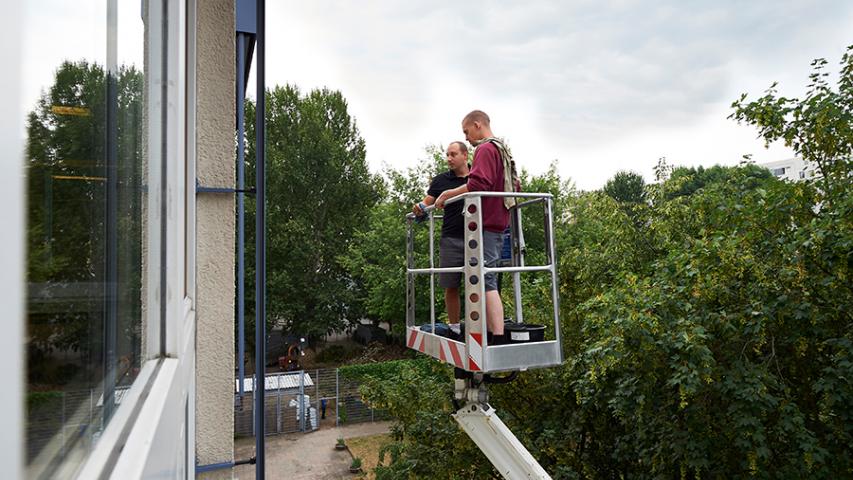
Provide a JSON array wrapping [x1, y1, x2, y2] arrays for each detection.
[[195, 0, 236, 474]]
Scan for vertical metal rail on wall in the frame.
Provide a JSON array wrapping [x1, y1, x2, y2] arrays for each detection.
[[236, 31, 247, 401], [234, 0, 257, 404], [254, 0, 266, 476]]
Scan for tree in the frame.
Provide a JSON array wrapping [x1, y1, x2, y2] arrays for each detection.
[[244, 86, 382, 342], [665, 164, 771, 200], [602, 170, 645, 204], [344, 358, 497, 479], [349, 47, 853, 475], [358, 159, 852, 478], [26, 60, 144, 384], [341, 145, 447, 336], [730, 45, 853, 204]]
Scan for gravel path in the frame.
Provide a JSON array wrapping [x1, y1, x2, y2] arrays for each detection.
[[232, 421, 392, 480]]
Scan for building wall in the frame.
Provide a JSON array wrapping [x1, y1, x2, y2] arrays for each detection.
[[761, 157, 817, 182], [195, 0, 236, 473]]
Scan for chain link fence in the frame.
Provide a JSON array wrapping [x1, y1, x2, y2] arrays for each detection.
[[234, 367, 390, 437]]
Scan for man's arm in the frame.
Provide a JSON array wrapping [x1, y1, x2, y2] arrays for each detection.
[[435, 184, 468, 209]]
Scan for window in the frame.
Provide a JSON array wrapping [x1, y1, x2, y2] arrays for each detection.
[[770, 167, 787, 177], [22, 1, 162, 476]]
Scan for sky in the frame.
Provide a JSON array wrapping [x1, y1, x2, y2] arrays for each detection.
[[15, 1, 853, 191], [253, 0, 853, 190]]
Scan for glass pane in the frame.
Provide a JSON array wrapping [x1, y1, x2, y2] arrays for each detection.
[[23, 0, 155, 476]]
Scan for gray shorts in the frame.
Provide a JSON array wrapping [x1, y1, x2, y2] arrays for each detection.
[[439, 236, 464, 288], [482, 230, 503, 291]]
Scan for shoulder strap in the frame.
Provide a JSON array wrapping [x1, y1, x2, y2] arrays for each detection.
[[481, 137, 520, 208]]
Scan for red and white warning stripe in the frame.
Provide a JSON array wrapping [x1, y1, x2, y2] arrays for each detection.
[[437, 336, 467, 369], [407, 327, 469, 370], [467, 331, 483, 371], [406, 327, 426, 353]]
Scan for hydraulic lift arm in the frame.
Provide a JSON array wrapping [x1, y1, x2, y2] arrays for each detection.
[[452, 377, 552, 480]]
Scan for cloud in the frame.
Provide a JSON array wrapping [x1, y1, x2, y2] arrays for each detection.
[[258, 1, 853, 188]]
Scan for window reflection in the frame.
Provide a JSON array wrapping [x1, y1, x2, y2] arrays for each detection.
[[24, 1, 149, 476]]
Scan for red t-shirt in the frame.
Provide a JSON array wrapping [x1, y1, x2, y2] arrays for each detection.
[[467, 142, 509, 233]]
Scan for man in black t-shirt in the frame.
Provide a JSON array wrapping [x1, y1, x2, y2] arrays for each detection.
[[412, 141, 470, 323]]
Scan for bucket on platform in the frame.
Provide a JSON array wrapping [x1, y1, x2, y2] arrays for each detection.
[[449, 323, 465, 341], [504, 323, 546, 343]]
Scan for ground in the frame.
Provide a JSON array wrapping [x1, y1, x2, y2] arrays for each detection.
[[232, 421, 392, 480], [345, 433, 393, 480]]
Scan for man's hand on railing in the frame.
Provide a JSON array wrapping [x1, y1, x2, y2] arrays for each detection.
[[412, 201, 427, 216], [436, 184, 469, 209], [411, 201, 430, 223]]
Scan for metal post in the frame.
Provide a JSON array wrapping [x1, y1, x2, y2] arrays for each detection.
[[61, 392, 66, 457], [252, 386, 256, 437], [545, 198, 562, 362], [429, 209, 435, 328], [315, 369, 320, 428], [335, 369, 339, 428], [406, 221, 415, 328], [512, 209, 525, 324], [236, 32, 247, 400], [254, 0, 266, 477], [276, 373, 281, 434], [299, 370, 306, 432]]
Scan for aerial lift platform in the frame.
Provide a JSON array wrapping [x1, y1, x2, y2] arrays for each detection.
[[406, 191, 562, 480]]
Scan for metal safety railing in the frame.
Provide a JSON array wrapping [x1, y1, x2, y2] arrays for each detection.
[[405, 191, 563, 373]]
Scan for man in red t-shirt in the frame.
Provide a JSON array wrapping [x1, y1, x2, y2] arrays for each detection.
[[435, 110, 509, 344]]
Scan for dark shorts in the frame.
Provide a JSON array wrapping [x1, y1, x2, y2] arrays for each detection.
[[482, 230, 503, 291], [438, 236, 464, 288]]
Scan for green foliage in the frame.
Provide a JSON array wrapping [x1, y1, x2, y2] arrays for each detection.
[[26, 391, 64, 411], [26, 60, 144, 370], [339, 357, 435, 383], [314, 344, 361, 364], [730, 45, 853, 204], [350, 358, 497, 479], [567, 170, 852, 477], [602, 170, 646, 204], [361, 157, 851, 477], [341, 147, 449, 332], [244, 85, 382, 341], [666, 164, 771, 200], [279, 49, 853, 478]]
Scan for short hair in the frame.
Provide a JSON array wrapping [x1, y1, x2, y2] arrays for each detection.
[[449, 141, 468, 155], [463, 110, 490, 126]]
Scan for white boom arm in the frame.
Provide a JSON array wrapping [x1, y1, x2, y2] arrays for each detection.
[[453, 402, 552, 480]]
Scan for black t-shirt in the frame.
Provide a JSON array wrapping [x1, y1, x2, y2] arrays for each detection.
[[427, 170, 468, 238]]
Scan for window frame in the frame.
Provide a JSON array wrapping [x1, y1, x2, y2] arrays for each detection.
[[76, 0, 197, 476], [1, 1, 26, 477]]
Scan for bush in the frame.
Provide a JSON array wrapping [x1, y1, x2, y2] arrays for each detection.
[[314, 344, 355, 364]]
